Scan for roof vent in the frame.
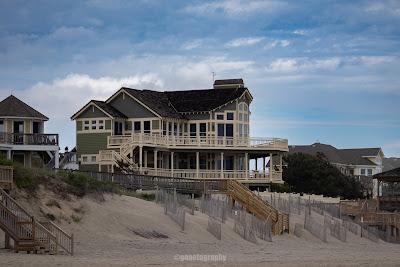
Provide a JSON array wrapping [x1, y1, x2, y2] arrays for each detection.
[[213, 78, 244, 89]]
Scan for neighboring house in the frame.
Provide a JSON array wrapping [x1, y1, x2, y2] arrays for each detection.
[[71, 79, 289, 185], [289, 143, 384, 197], [383, 157, 400, 172], [0, 95, 59, 168]]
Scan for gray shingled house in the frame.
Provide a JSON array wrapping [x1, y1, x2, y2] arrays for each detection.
[[289, 143, 384, 196], [71, 79, 289, 185], [0, 95, 59, 168]]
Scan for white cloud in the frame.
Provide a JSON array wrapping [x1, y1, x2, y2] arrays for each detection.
[[293, 29, 306, 35], [266, 57, 340, 72], [264, 39, 291, 49], [226, 37, 265, 47], [184, 0, 286, 16], [181, 39, 203, 50]]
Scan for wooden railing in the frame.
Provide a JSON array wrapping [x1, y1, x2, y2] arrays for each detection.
[[362, 212, 400, 229], [41, 221, 74, 255], [108, 133, 288, 151], [227, 180, 289, 235], [0, 132, 58, 145], [0, 165, 13, 190], [0, 188, 73, 255], [140, 167, 283, 182]]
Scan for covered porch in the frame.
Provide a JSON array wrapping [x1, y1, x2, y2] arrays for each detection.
[[374, 167, 400, 212]]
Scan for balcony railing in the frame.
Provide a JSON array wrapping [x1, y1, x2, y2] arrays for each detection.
[[108, 133, 288, 151], [0, 132, 59, 146], [139, 167, 283, 182]]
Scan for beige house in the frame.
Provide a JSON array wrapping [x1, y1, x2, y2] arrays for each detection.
[[71, 79, 288, 185], [0, 95, 59, 168]]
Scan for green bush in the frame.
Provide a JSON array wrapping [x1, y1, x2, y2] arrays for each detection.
[[13, 163, 38, 190]]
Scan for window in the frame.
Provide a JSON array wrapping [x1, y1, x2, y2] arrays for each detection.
[[199, 123, 206, 137], [0, 120, 4, 132], [367, 169, 373, 176], [84, 120, 89, 130], [190, 123, 197, 137], [216, 114, 224, 120], [226, 124, 233, 137], [217, 124, 225, 137], [99, 120, 104, 130], [361, 169, 365, 175], [227, 112, 234, 120], [144, 121, 151, 134], [91, 120, 97, 130], [33, 122, 40, 133], [134, 121, 141, 133], [82, 156, 88, 162], [162, 121, 167, 135], [91, 155, 97, 162]]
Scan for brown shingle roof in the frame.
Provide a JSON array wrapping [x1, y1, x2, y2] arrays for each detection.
[[374, 167, 400, 182], [0, 95, 48, 120], [213, 79, 244, 86]]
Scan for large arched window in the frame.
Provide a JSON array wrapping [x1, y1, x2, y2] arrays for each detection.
[[238, 102, 249, 137]]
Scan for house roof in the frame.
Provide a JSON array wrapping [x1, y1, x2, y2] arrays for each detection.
[[91, 100, 127, 118], [122, 86, 249, 117], [0, 95, 48, 120], [383, 157, 400, 172], [289, 143, 381, 166], [374, 167, 400, 182], [71, 100, 127, 119]]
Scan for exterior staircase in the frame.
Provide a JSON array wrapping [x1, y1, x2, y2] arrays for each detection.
[[0, 188, 73, 255], [227, 180, 289, 235]]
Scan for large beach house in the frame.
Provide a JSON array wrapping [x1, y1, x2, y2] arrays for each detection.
[[71, 79, 289, 185], [0, 95, 59, 168]]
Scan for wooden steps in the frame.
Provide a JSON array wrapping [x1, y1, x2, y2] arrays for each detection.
[[0, 188, 74, 255], [226, 180, 289, 235]]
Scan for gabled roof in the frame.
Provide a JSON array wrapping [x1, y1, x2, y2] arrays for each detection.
[[71, 100, 127, 120], [122, 88, 182, 119], [120, 86, 250, 117], [383, 157, 400, 172], [0, 95, 48, 120], [289, 143, 381, 166]]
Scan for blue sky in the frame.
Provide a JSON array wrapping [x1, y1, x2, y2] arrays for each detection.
[[0, 0, 399, 156]]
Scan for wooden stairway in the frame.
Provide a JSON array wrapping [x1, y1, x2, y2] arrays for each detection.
[[0, 188, 74, 255], [227, 180, 289, 235]]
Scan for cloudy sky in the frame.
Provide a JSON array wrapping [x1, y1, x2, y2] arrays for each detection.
[[1, 0, 399, 156]]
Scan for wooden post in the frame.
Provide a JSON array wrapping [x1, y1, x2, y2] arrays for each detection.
[[196, 152, 200, 179], [4, 232, 10, 249]]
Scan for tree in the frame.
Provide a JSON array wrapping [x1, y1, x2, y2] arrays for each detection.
[[283, 152, 363, 199]]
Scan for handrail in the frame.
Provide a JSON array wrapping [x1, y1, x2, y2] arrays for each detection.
[[0, 132, 59, 145], [108, 133, 288, 151], [0, 188, 32, 220], [40, 220, 73, 255]]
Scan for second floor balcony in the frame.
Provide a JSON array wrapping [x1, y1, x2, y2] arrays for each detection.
[[0, 132, 59, 146], [107, 133, 288, 151]]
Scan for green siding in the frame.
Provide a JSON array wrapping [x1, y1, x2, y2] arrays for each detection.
[[77, 121, 82, 131], [105, 120, 111, 130], [77, 133, 110, 155]]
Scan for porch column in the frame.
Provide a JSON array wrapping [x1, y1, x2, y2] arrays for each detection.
[[144, 151, 148, 168], [139, 146, 143, 172], [245, 153, 248, 180], [255, 157, 258, 171], [220, 152, 224, 179], [154, 150, 158, 175], [263, 157, 266, 177], [279, 154, 283, 171], [171, 151, 174, 177], [54, 149, 59, 169], [269, 153, 273, 181], [6, 149, 11, 160], [196, 152, 200, 179]]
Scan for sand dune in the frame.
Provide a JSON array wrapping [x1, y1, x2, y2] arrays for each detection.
[[1, 194, 400, 267]]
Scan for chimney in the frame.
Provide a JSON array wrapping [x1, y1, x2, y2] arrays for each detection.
[[213, 78, 244, 89]]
